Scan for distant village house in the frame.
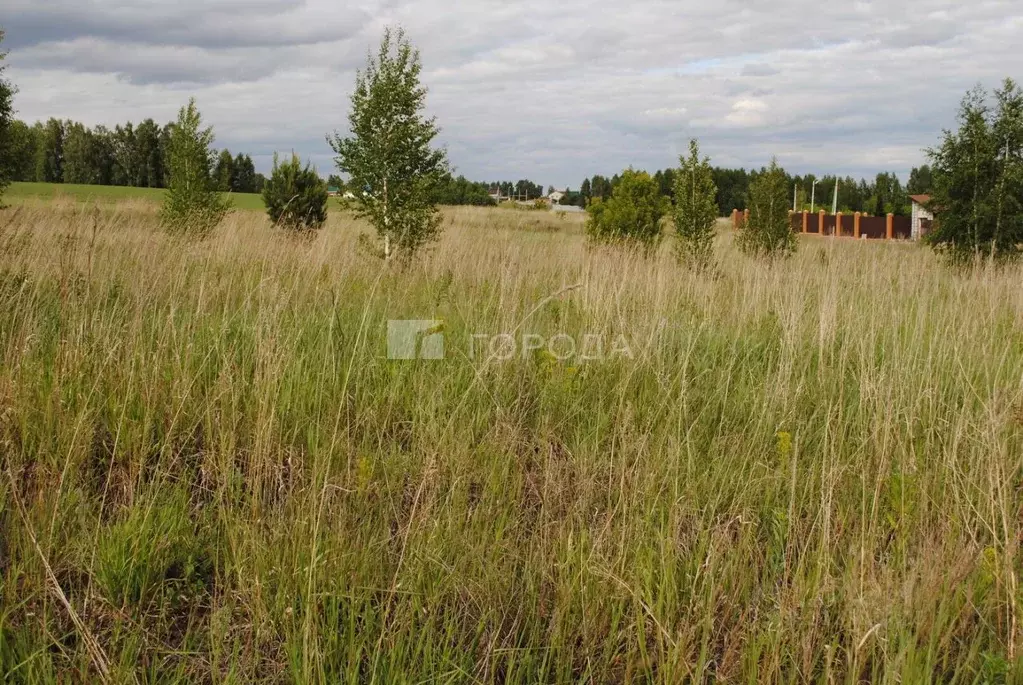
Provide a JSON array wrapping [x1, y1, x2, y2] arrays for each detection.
[[910, 195, 933, 240]]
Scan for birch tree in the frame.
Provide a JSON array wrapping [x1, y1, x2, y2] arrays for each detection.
[[329, 28, 447, 260]]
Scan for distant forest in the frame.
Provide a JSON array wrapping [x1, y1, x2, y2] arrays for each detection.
[[6, 118, 263, 193], [562, 165, 934, 216], [7, 116, 933, 215]]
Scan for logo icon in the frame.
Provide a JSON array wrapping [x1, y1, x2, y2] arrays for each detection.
[[387, 320, 445, 360]]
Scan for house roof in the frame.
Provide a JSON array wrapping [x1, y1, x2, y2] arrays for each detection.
[[910, 194, 931, 205]]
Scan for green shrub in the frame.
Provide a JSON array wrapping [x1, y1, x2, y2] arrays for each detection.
[[262, 153, 328, 231], [737, 159, 796, 257], [586, 169, 667, 250]]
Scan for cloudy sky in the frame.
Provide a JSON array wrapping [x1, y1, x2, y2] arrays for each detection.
[[4, 0, 1021, 188]]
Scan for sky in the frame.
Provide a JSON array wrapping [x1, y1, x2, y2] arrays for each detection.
[[4, 0, 1022, 189]]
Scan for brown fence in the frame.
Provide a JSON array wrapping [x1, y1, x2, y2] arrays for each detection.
[[858, 216, 884, 239], [893, 216, 911, 239], [772, 210, 913, 240], [821, 214, 835, 235], [806, 212, 819, 234]]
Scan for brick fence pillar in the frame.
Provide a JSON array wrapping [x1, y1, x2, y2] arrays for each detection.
[[886, 213, 894, 240], [836, 211, 843, 237], [819, 209, 826, 236], [743, 209, 750, 228], [732, 209, 739, 230], [854, 212, 861, 239], [802, 210, 808, 233]]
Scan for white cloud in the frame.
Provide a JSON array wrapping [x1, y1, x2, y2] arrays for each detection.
[[643, 107, 687, 118], [4, 0, 1022, 186], [725, 98, 769, 127]]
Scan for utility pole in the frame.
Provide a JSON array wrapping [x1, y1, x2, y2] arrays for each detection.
[[832, 179, 839, 215], [793, 184, 798, 212], [810, 178, 819, 214]]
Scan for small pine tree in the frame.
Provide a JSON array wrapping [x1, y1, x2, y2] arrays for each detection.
[[262, 153, 328, 232], [329, 28, 447, 260], [586, 169, 667, 251], [160, 99, 231, 237], [672, 139, 719, 269], [738, 159, 796, 257]]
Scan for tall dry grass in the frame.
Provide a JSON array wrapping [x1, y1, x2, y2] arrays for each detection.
[[1, 201, 1022, 683]]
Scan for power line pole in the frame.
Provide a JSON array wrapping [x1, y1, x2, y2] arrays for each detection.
[[832, 179, 839, 215], [810, 178, 819, 214]]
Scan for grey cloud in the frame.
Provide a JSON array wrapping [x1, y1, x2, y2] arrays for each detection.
[[3, 0, 370, 51], [741, 64, 779, 78], [4, 0, 1022, 187], [15, 39, 286, 85]]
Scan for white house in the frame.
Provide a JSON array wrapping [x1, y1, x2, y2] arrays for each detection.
[[548, 190, 566, 204], [910, 194, 933, 240]]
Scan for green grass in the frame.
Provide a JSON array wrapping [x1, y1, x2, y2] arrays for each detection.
[[5, 181, 266, 211], [0, 202, 1022, 682]]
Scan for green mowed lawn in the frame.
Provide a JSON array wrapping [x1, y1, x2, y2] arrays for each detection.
[[5, 181, 267, 211]]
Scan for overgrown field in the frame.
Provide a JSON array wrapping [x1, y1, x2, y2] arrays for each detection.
[[5, 182, 266, 211], [1, 202, 1022, 683]]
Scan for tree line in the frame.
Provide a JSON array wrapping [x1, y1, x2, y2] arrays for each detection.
[[435, 177, 544, 206], [11, 111, 933, 222], [3, 116, 265, 194], [1, 109, 934, 221], [0, 113, 540, 212], [326, 172, 546, 207], [1, 114, 549, 212], [569, 164, 934, 217]]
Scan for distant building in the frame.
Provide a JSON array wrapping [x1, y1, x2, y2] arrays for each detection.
[[910, 194, 933, 239], [327, 186, 341, 197], [548, 190, 566, 204]]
